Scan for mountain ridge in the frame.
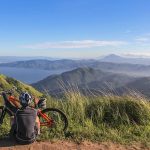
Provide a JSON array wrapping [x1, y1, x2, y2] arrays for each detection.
[[32, 67, 136, 96], [2, 58, 150, 77], [100, 54, 150, 65]]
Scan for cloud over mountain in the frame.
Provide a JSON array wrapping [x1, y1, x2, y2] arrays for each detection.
[[21, 40, 127, 49]]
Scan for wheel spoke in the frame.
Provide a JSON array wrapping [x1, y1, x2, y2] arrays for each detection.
[[39, 108, 68, 134]]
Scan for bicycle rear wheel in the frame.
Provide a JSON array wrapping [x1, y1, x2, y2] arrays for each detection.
[[38, 108, 68, 133]]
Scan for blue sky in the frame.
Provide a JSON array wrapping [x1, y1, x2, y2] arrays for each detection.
[[0, 0, 150, 58]]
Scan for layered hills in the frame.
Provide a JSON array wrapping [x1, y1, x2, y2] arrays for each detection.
[[32, 67, 136, 96], [1, 55, 150, 97], [0, 59, 94, 70], [1, 56, 150, 77]]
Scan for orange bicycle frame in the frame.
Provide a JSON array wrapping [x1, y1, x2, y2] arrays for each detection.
[[8, 96, 20, 108], [38, 109, 54, 127], [8, 95, 53, 127]]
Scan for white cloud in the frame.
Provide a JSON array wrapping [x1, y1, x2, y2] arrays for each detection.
[[135, 37, 150, 42], [122, 52, 150, 58], [135, 34, 150, 43], [21, 40, 127, 49]]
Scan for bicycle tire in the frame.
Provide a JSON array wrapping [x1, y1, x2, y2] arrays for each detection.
[[0, 106, 4, 125], [0, 106, 14, 125], [38, 108, 68, 132]]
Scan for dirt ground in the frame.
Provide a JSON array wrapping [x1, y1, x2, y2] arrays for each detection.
[[0, 139, 149, 150]]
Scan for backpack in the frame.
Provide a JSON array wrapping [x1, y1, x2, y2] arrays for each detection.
[[14, 107, 37, 144]]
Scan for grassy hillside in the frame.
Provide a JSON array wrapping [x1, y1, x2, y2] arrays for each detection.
[[1, 90, 150, 146], [0, 74, 43, 139], [43, 93, 150, 145], [1, 74, 150, 145], [0, 74, 42, 97]]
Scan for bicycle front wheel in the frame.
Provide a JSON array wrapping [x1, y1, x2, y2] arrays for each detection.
[[39, 108, 68, 133], [0, 106, 12, 137], [0, 106, 5, 125]]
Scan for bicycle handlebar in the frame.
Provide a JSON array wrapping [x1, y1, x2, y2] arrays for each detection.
[[0, 86, 17, 96]]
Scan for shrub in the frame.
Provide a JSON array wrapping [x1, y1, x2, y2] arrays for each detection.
[[86, 96, 150, 127]]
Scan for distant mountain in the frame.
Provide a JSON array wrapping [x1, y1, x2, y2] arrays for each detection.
[[0, 56, 58, 63], [100, 54, 150, 65], [2, 56, 150, 77], [32, 67, 135, 96], [90, 61, 150, 77], [100, 54, 123, 62], [0, 74, 42, 96], [0, 59, 95, 70], [2, 54, 150, 66]]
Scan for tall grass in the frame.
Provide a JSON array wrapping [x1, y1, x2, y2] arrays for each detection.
[[1, 91, 150, 145], [44, 92, 150, 144]]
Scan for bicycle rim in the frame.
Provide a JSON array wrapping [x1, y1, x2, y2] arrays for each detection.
[[39, 108, 68, 133]]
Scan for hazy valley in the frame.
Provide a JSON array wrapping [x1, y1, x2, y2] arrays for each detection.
[[1, 54, 150, 97]]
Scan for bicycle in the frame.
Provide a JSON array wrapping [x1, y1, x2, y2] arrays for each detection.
[[0, 88, 68, 133]]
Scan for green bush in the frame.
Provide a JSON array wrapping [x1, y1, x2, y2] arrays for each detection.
[[86, 97, 150, 127]]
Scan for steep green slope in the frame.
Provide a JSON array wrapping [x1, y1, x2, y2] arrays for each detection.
[[0, 74, 42, 96]]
